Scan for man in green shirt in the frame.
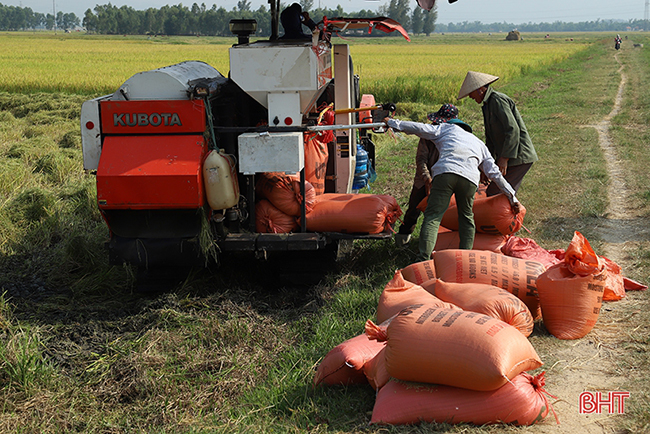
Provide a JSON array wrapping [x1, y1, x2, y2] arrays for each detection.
[[458, 71, 538, 196]]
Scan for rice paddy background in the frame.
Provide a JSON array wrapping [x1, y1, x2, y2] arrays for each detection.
[[0, 31, 590, 103]]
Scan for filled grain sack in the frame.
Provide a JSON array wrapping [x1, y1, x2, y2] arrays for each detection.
[[377, 270, 459, 323], [399, 260, 436, 284], [304, 132, 329, 195], [536, 231, 607, 340], [420, 278, 534, 337], [434, 249, 545, 319], [313, 332, 386, 387], [441, 194, 526, 236], [362, 347, 390, 391], [367, 304, 542, 391], [370, 372, 552, 426], [503, 236, 645, 301], [435, 228, 507, 253], [255, 199, 298, 233], [305, 193, 401, 234], [255, 172, 316, 216]]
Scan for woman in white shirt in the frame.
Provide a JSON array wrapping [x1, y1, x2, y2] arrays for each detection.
[[385, 104, 521, 262]]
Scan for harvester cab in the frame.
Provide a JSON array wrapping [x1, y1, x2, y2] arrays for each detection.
[[80, 2, 409, 269]]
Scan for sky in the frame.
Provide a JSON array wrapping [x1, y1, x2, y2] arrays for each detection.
[[8, 0, 648, 24]]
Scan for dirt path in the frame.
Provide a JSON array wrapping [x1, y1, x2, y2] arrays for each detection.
[[529, 51, 642, 434], [590, 53, 650, 261]]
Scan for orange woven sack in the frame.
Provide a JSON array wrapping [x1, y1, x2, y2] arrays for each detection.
[[304, 133, 329, 195], [368, 304, 543, 391], [313, 333, 386, 386], [435, 228, 507, 253], [377, 270, 460, 323], [441, 194, 526, 236], [540, 247, 643, 301], [255, 200, 298, 233], [255, 172, 316, 217], [420, 278, 534, 337], [363, 347, 391, 391], [399, 260, 436, 284], [537, 232, 607, 340], [370, 372, 552, 426], [305, 193, 401, 234], [434, 249, 545, 320]]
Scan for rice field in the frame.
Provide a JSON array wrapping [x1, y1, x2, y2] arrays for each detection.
[[0, 31, 591, 103], [2, 30, 650, 433]]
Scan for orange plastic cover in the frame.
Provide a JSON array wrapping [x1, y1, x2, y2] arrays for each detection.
[[358, 94, 376, 124], [325, 17, 411, 41], [97, 135, 206, 209]]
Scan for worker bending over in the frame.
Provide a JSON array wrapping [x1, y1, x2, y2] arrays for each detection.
[[385, 104, 521, 262]]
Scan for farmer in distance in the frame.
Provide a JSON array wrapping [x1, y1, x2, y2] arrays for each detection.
[[458, 71, 538, 197], [385, 104, 521, 262]]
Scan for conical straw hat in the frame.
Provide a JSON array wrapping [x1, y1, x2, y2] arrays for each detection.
[[457, 71, 499, 99]]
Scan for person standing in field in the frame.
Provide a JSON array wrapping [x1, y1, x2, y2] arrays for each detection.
[[385, 104, 521, 262], [458, 71, 538, 197], [395, 104, 472, 247]]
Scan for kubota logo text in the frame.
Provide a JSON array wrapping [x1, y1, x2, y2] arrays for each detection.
[[113, 113, 182, 127]]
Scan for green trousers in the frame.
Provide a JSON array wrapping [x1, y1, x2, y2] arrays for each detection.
[[417, 173, 477, 262]]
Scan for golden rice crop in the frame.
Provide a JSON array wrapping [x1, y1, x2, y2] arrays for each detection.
[[0, 31, 588, 103], [347, 36, 589, 103], [0, 33, 232, 95]]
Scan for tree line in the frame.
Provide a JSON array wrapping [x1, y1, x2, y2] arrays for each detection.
[[0, 0, 433, 36], [1, 0, 646, 36], [436, 19, 649, 34], [0, 3, 79, 31], [81, 0, 437, 37]]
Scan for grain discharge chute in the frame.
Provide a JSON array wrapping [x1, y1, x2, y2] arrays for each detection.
[[80, 2, 409, 269]]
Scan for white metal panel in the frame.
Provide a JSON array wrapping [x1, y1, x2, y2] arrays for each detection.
[[229, 42, 331, 114], [267, 92, 301, 126], [333, 44, 355, 194], [80, 96, 110, 171], [238, 132, 304, 175], [112, 61, 222, 101]]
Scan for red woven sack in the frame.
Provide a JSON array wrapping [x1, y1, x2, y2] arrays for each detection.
[[370, 372, 552, 426], [363, 347, 390, 391], [501, 236, 562, 269], [313, 333, 385, 386]]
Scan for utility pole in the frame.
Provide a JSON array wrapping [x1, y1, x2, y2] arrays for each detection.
[[53, 0, 57, 34], [645, 0, 649, 31]]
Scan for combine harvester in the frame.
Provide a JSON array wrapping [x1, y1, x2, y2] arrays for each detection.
[[80, 1, 410, 272]]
